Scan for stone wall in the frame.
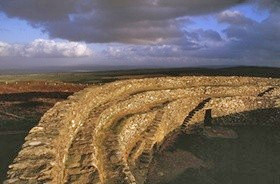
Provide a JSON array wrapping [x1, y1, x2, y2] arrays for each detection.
[[5, 76, 280, 184]]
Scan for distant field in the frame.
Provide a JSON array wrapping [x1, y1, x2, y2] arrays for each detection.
[[0, 82, 85, 131], [0, 66, 279, 85], [0, 73, 116, 84]]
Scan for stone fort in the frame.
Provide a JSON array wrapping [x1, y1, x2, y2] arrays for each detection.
[[5, 76, 280, 184]]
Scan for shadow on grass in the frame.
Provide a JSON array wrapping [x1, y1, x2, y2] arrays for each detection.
[[0, 91, 73, 102], [149, 108, 280, 184], [92, 66, 280, 78], [0, 133, 28, 183], [162, 126, 280, 184]]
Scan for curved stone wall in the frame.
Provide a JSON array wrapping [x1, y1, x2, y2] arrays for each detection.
[[5, 76, 280, 184]]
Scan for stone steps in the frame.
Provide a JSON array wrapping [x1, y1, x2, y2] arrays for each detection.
[[258, 87, 275, 97], [181, 98, 211, 131], [63, 106, 109, 184], [137, 109, 165, 171]]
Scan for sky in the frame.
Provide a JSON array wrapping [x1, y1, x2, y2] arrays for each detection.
[[0, 0, 279, 71]]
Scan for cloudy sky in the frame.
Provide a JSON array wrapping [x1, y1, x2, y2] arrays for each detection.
[[0, 0, 279, 71]]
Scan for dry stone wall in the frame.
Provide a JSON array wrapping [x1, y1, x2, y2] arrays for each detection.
[[5, 76, 280, 184]]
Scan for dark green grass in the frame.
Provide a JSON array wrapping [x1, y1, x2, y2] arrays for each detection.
[[0, 133, 28, 183], [159, 126, 280, 184]]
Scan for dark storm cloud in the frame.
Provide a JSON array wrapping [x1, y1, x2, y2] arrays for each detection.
[[0, 0, 79, 21], [0, 0, 246, 43], [256, 0, 280, 10], [220, 11, 280, 61], [98, 9, 280, 66]]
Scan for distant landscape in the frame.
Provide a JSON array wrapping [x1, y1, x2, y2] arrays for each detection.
[[1, 66, 280, 83]]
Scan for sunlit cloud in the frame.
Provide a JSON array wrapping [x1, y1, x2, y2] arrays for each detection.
[[0, 39, 93, 58]]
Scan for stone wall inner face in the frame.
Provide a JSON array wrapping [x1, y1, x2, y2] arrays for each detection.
[[5, 76, 280, 184]]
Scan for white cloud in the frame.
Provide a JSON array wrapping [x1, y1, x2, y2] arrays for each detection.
[[0, 39, 93, 58], [0, 42, 12, 56], [217, 10, 256, 25]]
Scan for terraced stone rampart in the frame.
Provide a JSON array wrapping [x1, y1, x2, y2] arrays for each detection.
[[5, 76, 280, 184]]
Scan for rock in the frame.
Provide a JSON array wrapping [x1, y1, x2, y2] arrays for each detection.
[[8, 163, 27, 170], [28, 141, 43, 146], [29, 127, 44, 133], [110, 155, 120, 164], [4, 178, 19, 184]]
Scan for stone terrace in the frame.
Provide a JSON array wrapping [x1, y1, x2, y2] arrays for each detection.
[[5, 76, 280, 184]]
